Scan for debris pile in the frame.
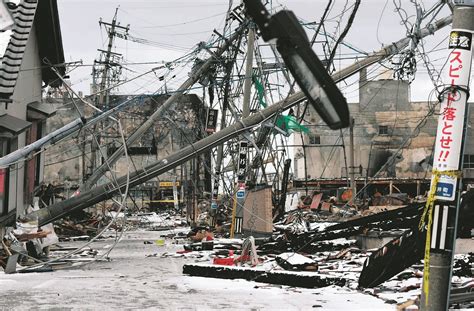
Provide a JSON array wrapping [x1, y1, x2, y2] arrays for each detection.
[[161, 201, 474, 309]]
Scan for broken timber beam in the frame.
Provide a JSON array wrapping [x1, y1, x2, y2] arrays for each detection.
[[183, 263, 346, 288]]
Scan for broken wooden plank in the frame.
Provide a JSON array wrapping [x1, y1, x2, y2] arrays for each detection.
[[183, 263, 346, 288], [358, 226, 425, 288]]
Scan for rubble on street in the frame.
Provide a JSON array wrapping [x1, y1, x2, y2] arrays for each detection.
[[1, 0, 474, 310]]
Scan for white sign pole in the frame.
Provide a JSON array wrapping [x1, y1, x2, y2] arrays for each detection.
[[421, 4, 474, 310], [432, 30, 473, 201]]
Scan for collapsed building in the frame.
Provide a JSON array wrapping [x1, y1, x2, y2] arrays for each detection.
[[0, 0, 471, 308], [43, 94, 211, 214], [294, 68, 474, 199]]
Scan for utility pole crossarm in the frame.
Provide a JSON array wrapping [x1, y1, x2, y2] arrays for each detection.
[[99, 21, 130, 31]]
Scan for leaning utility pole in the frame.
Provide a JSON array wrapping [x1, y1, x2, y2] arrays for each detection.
[[79, 14, 451, 193], [421, 3, 474, 311], [96, 9, 129, 110], [89, 8, 129, 180], [79, 26, 245, 193]]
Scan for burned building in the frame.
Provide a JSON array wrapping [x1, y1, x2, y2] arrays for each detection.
[[293, 68, 474, 197], [110, 94, 212, 209], [43, 93, 212, 210]]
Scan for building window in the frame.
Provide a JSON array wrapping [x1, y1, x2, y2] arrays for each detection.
[[463, 154, 474, 169], [308, 134, 320, 145], [379, 125, 388, 135]]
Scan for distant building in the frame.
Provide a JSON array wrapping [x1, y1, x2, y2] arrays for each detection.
[[0, 0, 65, 230], [293, 68, 474, 197]]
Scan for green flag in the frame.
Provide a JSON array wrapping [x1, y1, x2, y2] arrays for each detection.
[[252, 75, 267, 108], [276, 115, 309, 134]]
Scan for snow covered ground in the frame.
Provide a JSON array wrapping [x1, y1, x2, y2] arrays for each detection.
[[0, 230, 394, 310]]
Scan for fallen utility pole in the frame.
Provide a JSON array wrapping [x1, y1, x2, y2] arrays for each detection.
[[78, 26, 246, 192], [0, 117, 85, 168], [420, 3, 474, 311], [0, 66, 163, 169], [27, 14, 453, 226], [90, 8, 129, 179], [29, 90, 306, 226]]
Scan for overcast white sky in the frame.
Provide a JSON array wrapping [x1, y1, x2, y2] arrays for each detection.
[[57, 0, 453, 102]]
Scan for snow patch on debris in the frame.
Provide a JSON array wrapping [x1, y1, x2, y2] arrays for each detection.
[[277, 252, 315, 265]]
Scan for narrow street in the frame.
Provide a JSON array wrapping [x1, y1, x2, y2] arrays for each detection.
[[0, 230, 392, 310], [0, 1, 473, 310]]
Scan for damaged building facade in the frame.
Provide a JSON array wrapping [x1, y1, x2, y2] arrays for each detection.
[[43, 94, 212, 210], [0, 0, 65, 232], [293, 68, 474, 197]]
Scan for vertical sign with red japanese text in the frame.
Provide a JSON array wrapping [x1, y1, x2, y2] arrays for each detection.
[[433, 30, 473, 201]]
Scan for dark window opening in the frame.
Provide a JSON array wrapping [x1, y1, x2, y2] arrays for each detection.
[[463, 154, 474, 169], [379, 125, 388, 135], [309, 134, 320, 145], [107, 146, 158, 156]]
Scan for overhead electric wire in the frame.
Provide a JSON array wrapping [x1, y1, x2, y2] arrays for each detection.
[[326, 0, 361, 69], [141, 11, 230, 29]]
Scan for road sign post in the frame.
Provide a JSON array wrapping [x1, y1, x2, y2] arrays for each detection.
[[421, 3, 474, 310]]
